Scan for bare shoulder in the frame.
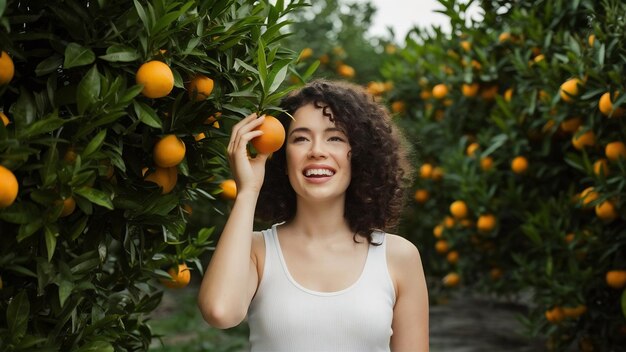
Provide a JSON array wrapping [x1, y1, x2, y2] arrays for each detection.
[[385, 234, 422, 264], [385, 234, 424, 288]]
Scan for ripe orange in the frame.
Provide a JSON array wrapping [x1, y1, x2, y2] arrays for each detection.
[[420, 90, 432, 100], [450, 200, 468, 219], [136, 61, 174, 98], [562, 305, 587, 319], [564, 233, 575, 244], [605, 141, 626, 162], [0, 51, 15, 85], [533, 54, 545, 64], [194, 133, 206, 141], [205, 112, 222, 128], [298, 47, 313, 61], [579, 187, 598, 207], [477, 214, 496, 233], [480, 156, 494, 171], [442, 272, 460, 287], [504, 88, 513, 102], [571, 128, 595, 150], [560, 78, 583, 103], [490, 268, 503, 280], [337, 64, 355, 78], [220, 179, 237, 200], [598, 92, 625, 118], [593, 159, 610, 177], [431, 166, 444, 181], [595, 200, 617, 222], [432, 84, 449, 99], [435, 240, 449, 254], [462, 83, 479, 97], [511, 156, 528, 174], [559, 117, 582, 134], [419, 163, 433, 179], [414, 189, 429, 204], [0, 112, 9, 126], [251, 115, 285, 154], [466, 142, 479, 157], [161, 263, 191, 289], [144, 167, 178, 194], [588, 34, 595, 47], [0, 165, 19, 208], [498, 32, 511, 43], [480, 85, 498, 100], [153, 135, 186, 167], [188, 74, 214, 101], [391, 101, 406, 114], [59, 197, 76, 217], [545, 306, 565, 324], [433, 224, 444, 238], [606, 270, 626, 289], [446, 250, 459, 264], [460, 40, 471, 52], [443, 216, 455, 229]]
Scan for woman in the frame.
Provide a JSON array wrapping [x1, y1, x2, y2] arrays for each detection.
[[198, 80, 429, 351]]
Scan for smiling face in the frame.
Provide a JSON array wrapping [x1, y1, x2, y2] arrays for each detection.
[[285, 103, 352, 203]]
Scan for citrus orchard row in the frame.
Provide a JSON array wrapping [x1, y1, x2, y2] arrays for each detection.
[[380, 0, 626, 350]]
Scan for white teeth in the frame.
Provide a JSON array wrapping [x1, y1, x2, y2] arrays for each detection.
[[304, 168, 335, 177]]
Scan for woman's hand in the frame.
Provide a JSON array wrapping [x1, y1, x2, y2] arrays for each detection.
[[227, 113, 270, 196]]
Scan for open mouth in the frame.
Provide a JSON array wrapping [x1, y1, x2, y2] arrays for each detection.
[[303, 168, 336, 178]]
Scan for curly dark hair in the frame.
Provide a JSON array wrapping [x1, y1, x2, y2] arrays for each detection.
[[256, 79, 413, 244]]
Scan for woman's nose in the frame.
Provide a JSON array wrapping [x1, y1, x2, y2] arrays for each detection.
[[307, 139, 327, 159]]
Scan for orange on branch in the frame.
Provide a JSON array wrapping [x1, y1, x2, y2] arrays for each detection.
[[0, 112, 9, 126], [0, 51, 15, 85], [414, 189, 429, 204], [144, 167, 178, 194], [59, 197, 76, 217], [136, 61, 174, 98], [595, 201, 617, 222], [450, 200, 468, 219], [477, 214, 496, 233], [605, 141, 626, 162], [153, 135, 186, 167], [188, 74, 214, 101], [511, 156, 528, 174], [598, 92, 625, 118], [0, 165, 19, 208], [161, 263, 191, 289], [432, 84, 449, 99], [606, 270, 626, 289], [462, 83, 479, 97], [559, 78, 583, 103], [571, 128, 595, 150], [442, 273, 460, 287], [220, 179, 237, 200]]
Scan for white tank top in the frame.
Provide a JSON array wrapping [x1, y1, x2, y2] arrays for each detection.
[[247, 223, 396, 352]]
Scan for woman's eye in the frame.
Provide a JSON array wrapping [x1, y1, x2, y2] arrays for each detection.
[[293, 136, 308, 142], [329, 136, 345, 142]]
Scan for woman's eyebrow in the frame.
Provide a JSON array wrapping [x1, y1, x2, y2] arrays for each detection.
[[289, 127, 344, 137]]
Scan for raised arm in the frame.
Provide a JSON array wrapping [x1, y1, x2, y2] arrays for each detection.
[[198, 113, 269, 329], [388, 235, 430, 351]]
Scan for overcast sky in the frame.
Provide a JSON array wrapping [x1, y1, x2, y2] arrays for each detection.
[[351, 0, 482, 41]]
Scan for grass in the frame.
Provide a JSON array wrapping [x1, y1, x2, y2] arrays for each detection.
[[148, 285, 250, 352]]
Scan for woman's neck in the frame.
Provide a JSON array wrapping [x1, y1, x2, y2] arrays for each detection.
[[287, 197, 352, 242]]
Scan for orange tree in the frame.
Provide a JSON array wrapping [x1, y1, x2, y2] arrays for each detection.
[[383, 0, 626, 350], [0, 0, 310, 350]]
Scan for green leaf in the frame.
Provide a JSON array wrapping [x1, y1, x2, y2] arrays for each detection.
[[133, 0, 151, 35], [63, 43, 96, 69], [82, 130, 106, 159], [75, 340, 114, 352], [197, 227, 214, 244], [17, 220, 43, 242], [58, 279, 74, 308], [301, 60, 320, 81], [257, 39, 268, 89], [77, 65, 101, 115], [98, 45, 140, 62], [75, 187, 114, 210], [7, 291, 29, 342], [267, 61, 290, 94], [235, 58, 259, 75], [35, 55, 63, 76], [133, 101, 162, 129], [0, 0, 6, 17], [45, 226, 58, 262]]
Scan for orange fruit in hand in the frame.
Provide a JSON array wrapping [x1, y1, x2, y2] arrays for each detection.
[[188, 74, 214, 101], [251, 115, 285, 154], [153, 135, 186, 167], [606, 270, 626, 289], [144, 167, 178, 194], [0, 112, 9, 126], [477, 214, 496, 233], [161, 263, 191, 289], [450, 200, 468, 219], [0, 51, 15, 85], [0, 165, 19, 208], [560, 78, 583, 103], [511, 156, 528, 174], [605, 141, 626, 162], [598, 92, 625, 118], [220, 179, 237, 200], [136, 61, 174, 98], [59, 197, 76, 217]]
